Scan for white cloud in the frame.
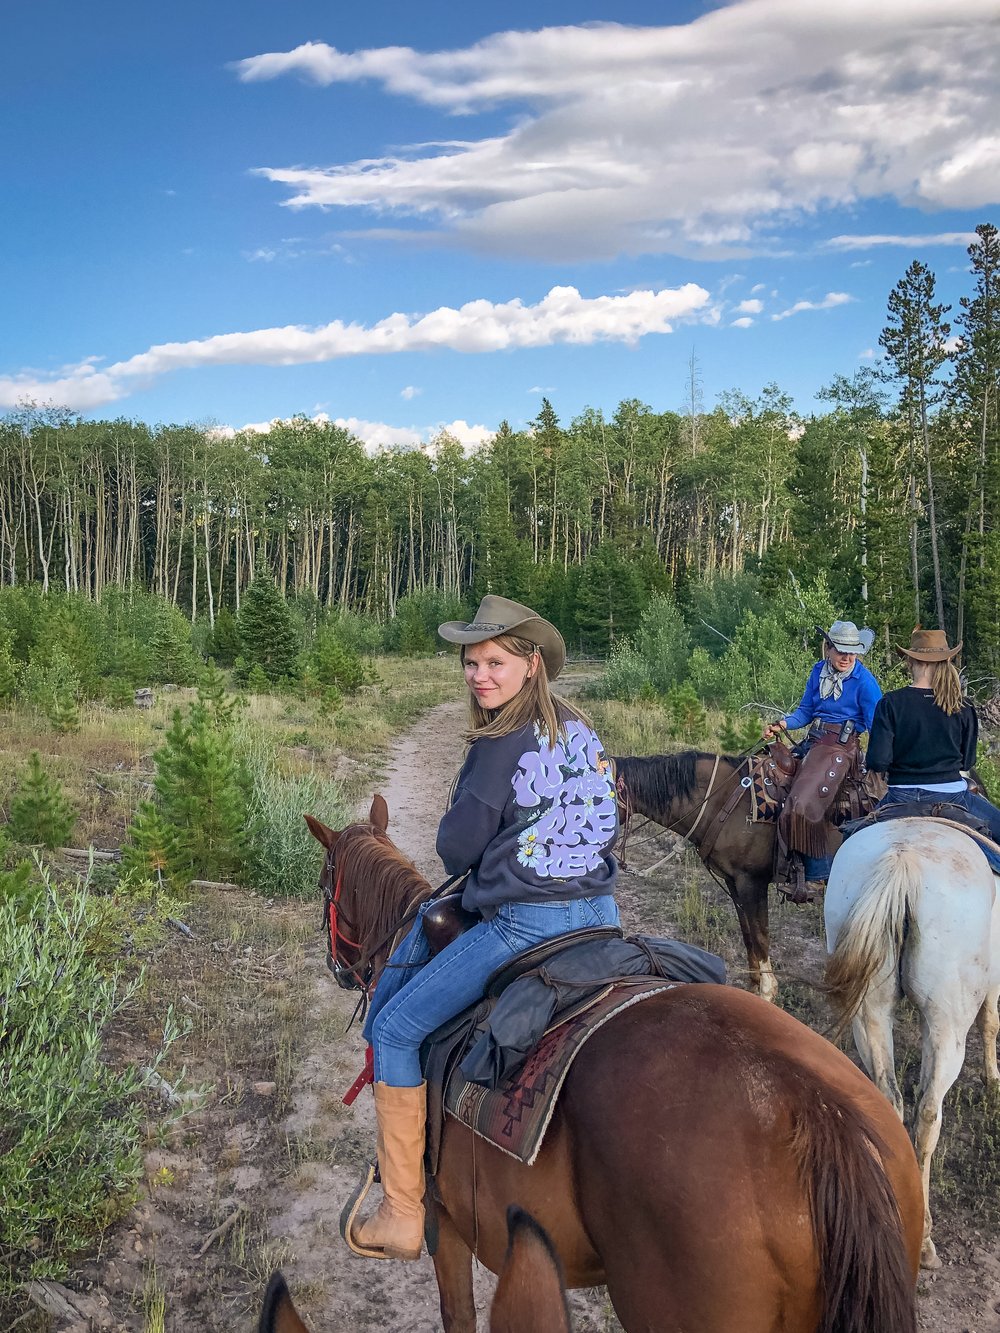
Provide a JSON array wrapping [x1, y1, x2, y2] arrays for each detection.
[[527, 385, 555, 393], [731, 316, 754, 328], [771, 291, 854, 321], [400, 384, 421, 399], [750, 283, 765, 294], [234, 3, 1000, 260], [826, 231, 979, 250], [210, 411, 492, 453], [735, 298, 763, 314], [859, 347, 876, 359], [244, 247, 278, 262], [0, 282, 709, 411]]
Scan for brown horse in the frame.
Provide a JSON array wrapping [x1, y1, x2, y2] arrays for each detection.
[[259, 1206, 571, 1333], [299, 797, 923, 1333], [614, 751, 780, 998]]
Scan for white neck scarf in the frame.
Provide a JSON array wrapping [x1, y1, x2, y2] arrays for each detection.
[[818, 659, 854, 701]]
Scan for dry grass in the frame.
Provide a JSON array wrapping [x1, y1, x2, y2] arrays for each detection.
[[0, 655, 457, 849]]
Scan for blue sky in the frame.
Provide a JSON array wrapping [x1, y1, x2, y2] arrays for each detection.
[[2, 0, 997, 447]]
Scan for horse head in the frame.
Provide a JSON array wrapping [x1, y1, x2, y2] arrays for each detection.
[[305, 796, 429, 992]]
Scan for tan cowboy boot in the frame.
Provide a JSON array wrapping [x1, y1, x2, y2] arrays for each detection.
[[353, 1081, 427, 1260]]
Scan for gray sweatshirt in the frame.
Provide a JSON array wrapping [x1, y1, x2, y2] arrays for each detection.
[[436, 715, 619, 917]]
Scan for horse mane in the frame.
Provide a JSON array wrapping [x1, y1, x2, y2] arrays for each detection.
[[339, 824, 432, 959], [615, 750, 740, 814]]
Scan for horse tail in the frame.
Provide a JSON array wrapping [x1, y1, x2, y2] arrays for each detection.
[[824, 835, 921, 1031], [791, 1071, 917, 1333]]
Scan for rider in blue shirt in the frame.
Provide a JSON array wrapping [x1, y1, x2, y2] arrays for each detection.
[[763, 621, 882, 892]]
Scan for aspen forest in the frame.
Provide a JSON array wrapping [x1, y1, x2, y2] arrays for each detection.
[[1, 229, 998, 672]]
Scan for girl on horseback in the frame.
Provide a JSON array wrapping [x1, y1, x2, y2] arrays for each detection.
[[762, 620, 882, 895], [351, 595, 620, 1262], [866, 627, 1000, 839]]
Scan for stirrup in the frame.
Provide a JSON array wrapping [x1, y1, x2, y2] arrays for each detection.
[[340, 1159, 383, 1257]]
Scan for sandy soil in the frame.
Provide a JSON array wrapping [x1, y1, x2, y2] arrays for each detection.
[[27, 692, 997, 1332]]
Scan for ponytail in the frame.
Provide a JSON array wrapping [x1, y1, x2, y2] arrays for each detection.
[[930, 660, 964, 715]]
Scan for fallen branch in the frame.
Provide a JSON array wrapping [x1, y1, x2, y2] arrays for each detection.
[[25, 1280, 113, 1327], [58, 847, 120, 862], [197, 1202, 247, 1257], [167, 917, 196, 940], [188, 879, 243, 891]]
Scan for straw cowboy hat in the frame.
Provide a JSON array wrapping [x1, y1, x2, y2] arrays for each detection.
[[897, 627, 962, 662], [438, 595, 566, 680], [818, 620, 875, 656]]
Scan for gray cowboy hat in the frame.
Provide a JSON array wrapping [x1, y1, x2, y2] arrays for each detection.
[[818, 620, 875, 656], [438, 595, 566, 680], [896, 627, 962, 663]]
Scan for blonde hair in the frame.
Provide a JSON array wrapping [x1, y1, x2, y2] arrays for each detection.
[[929, 659, 964, 715], [461, 633, 588, 743]]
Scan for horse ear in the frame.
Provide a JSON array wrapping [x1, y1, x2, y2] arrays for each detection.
[[369, 794, 389, 833], [303, 814, 341, 850], [259, 1272, 310, 1333], [490, 1207, 571, 1333]]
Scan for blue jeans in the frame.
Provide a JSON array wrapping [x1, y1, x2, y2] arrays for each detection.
[[802, 852, 834, 882], [363, 895, 620, 1086], [880, 785, 1000, 842]]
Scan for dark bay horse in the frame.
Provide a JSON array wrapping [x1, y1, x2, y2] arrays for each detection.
[[300, 797, 923, 1333], [614, 751, 780, 998]]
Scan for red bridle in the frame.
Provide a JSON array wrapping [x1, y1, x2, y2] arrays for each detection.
[[324, 840, 372, 994]]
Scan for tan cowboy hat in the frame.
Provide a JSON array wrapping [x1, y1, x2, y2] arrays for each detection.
[[438, 595, 566, 680], [896, 627, 962, 662], [818, 620, 875, 656]]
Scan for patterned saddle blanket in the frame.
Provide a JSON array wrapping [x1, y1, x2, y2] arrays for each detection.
[[424, 980, 677, 1169]]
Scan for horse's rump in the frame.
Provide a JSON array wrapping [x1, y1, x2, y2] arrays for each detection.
[[562, 984, 918, 1332]]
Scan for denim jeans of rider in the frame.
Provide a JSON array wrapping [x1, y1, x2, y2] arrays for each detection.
[[364, 895, 620, 1087], [879, 785, 1000, 843]]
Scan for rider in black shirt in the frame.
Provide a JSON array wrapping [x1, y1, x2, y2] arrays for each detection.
[[866, 628, 1000, 841]]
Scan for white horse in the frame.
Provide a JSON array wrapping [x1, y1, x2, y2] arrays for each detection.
[[824, 818, 1000, 1269]]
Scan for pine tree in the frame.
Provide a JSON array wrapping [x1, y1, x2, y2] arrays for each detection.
[[236, 578, 300, 682], [149, 613, 198, 685], [154, 707, 247, 882], [194, 659, 241, 728], [8, 752, 76, 850], [48, 686, 80, 734], [120, 801, 180, 886]]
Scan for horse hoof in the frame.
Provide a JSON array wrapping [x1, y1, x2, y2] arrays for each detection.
[[920, 1243, 942, 1270]]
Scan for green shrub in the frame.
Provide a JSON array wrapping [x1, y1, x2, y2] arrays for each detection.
[[718, 713, 762, 753], [636, 595, 691, 693], [587, 637, 652, 703], [240, 733, 349, 897], [326, 609, 385, 656], [386, 591, 466, 655], [8, 753, 76, 850], [665, 683, 707, 743], [310, 627, 369, 693], [0, 866, 178, 1286]]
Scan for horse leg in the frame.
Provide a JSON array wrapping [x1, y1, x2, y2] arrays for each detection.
[[729, 873, 775, 1002], [978, 987, 999, 1087], [431, 1202, 477, 1333], [912, 1014, 970, 1269], [851, 965, 904, 1119]]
